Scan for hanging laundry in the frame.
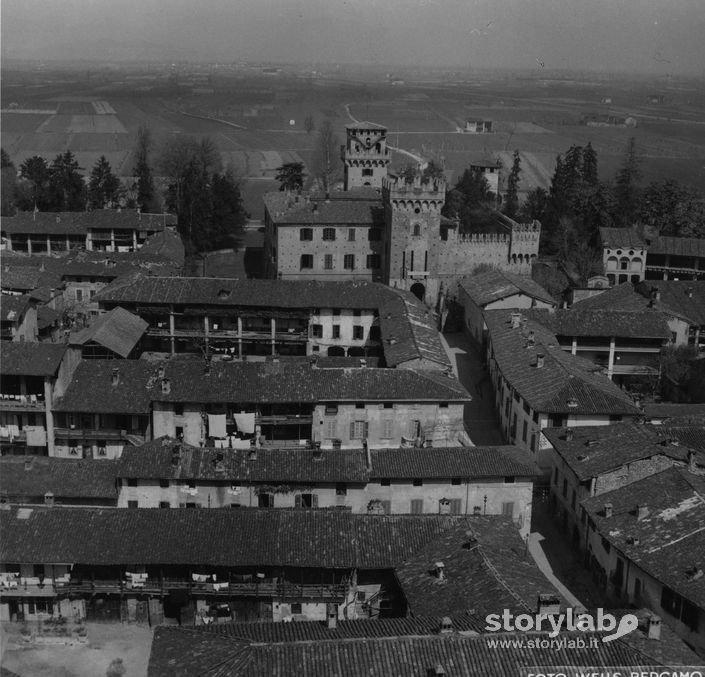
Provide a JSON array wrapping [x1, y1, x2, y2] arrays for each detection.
[[207, 414, 227, 439], [233, 412, 255, 434]]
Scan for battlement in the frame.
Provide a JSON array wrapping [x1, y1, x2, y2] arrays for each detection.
[[456, 232, 510, 244]]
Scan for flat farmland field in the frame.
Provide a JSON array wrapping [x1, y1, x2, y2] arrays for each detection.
[[0, 113, 52, 132]]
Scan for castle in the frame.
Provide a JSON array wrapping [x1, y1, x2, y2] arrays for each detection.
[[264, 122, 540, 309]]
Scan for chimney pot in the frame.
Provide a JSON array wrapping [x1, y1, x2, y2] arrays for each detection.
[[438, 616, 453, 634], [161, 378, 171, 394], [604, 503, 613, 518], [434, 561, 445, 580], [510, 312, 522, 329], [636, 503, 649, 521], [44, 491, 54, 506], [688, 449, 697, 471], [536, 353, 545, 368], [157, 365, 166, 379], [326, 603, 337, 629], [646, 614, 661, 640], [565, 428, 574, 441], [111, 368, 120, 386]]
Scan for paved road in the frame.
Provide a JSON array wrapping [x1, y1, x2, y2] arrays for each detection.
[[441, 332, 506, 446]]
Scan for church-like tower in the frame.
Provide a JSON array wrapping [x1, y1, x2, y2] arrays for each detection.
[[341, 122, 391, 190]]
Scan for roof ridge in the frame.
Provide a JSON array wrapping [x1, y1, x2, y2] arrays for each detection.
[[475, 544, 533, 612]]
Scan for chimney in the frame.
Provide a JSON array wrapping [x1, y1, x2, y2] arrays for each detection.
[[161, 378, 171, 395], [604, 503, 613, 518], [111, 368, 120, 387], [427, 667, 446, 677], [359, 358, 367, 368], [326, 603, 337, 630], [438, 616, 453, 634], [536, 353, 545, 368], [537, 594, 561, 617], [434, 561, 445, 580], [24, 457, 33, 472], [527, 331, 535, 347], [157, 365, 166, 379], [646, 614, 661, 640], [564, 428, 574, 442], [686, 286, 693, 298], [688, 449, 697, 472], [636, 503, 649, 521], [510, 312, 521, 329], [44, 491, 54, 507]]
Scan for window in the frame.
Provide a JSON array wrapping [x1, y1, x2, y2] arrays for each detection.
[[159, 479, 169, 489], [291, 602, 302, 614], [449, 499, 462, 515], [413, 224, 421, 236], [368, 228, 381, 241], [336, 483, 347, 496], [571, 490, 576, 511], [522, 421, 528, 443], [75, 289, 83, 302], [188, 480, 196, 489], [89, 290, 96, 299], [332, 325, 340, 339], [33, 564, 45, 579], [562, 479, 568, 498], [325, 403, 338, 414], [344, 254, 355, 270], [410, 499, 424, 514], [501, 501, 515, 517], [27, 599, 53, 615], [128, 500, 138, 509], [380, 478, 391, 486], [353, 309, 362, 317], [295, 493, 318, 508], [350, 420, 369, 439], [352, 325, 364, 340], [504, 476, 515, 484], [451, 477, 462, 486], [231, 502, 242, 508], [355, 402, 365, 409], [323, 228, 336, 241], [412, 478, 423, 487], [159, 501, 170, 509], [381, 419, 394, 439], [174, 403, 184, 416], [383, 402, 394, 409], [324, 254, 334, 270], [348, 228, 356, 242], [312, 324, 323, 338], [356, 591, 367, 602], [553, 468, 559, 485], [601, 536, 611, 554], [609, 415, 622, 423], [300, 254, 313, 269], [408, 420, 421, 438], [258, 493, 274, 508], [361, 168, 373, 177], [127, 478, 137, 487], [332, 308, 341, 316], [366, 254, 380, 269], [300, 228, 313, 241]]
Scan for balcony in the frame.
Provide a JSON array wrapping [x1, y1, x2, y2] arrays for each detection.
[[0, 428, 27, 443], [0, 394, 45, 411], [53, 428, 145, 443]]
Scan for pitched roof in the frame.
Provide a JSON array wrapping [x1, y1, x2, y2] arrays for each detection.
[[369, 446, 538, 479], [649, 235, 705, 258], [460, 269, 556, 307], [345, 121, 387, 130], [263, 193, 383, 225], [636, 280, 705, 325], [542, 423, 703, 481], [54, 359, 469, 413], [658, 425, 705, 453], [200, 615, 484, 643], [599, 227, 646, 249], [0, 341, 67, 376], [53, 360, 154, 413], [70, 307, 148, 358], [582, 468, 705, 610], [534, 308, 670, 339], [1, 211, 175, 235], [0, 295, 29, 323], [148, 625, 683, 677], [0, 508, 472, 569], [483, 310, 640, 416], [0, 267, 45, 292], [644, 403, 705, 422], [396, 518, 565, 618], [117, 439, 369, 483], [0, 457, 118, 500]]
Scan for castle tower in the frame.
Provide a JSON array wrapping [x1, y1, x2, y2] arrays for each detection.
[[382, 172, 446, 306], [342, 122, 391, 190]]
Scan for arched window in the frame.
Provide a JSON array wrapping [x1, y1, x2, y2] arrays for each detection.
[[413, 224, 421, 236], [606, 256, 618, 270], [619, 257, 629, 270]]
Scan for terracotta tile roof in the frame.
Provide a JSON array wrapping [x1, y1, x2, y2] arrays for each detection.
[[644, 403, 705, 422], [344, 121, 387, 130], [54, 358, 469, 413], [542, 423, 704, 481], [118, 439, 369, 483], [599, 227, 646, 249], [53, 360, 153, 413], [658, 425, 705, 453], [1, 211, 175, 235], [534, 308, 671, 339], [148, 625, 685, 677], [0, 508, 472, 569], [636, 280, 705, 325], [0, 457, 118, 501], [571, 282, 649, 312], [70, 307, 148, 358], [200, 615, 485, 643], [396, 518, 565, 618], [582, 468, 705, 610], [0, 295, 29, 322], [484, 310, 640, 416], [263, 193, 383, 225], [649, 235, 705, 258], [460, 269, 556, 307], [0, 341, 67, 376], [0, 267, 45, 292], [369, 446, 538, 479]]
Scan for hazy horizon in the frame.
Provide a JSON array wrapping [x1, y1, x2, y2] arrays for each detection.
[[3, 0, 705, 76]]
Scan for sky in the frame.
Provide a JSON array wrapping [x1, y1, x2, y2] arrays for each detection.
[[2, 0, 705, 75]]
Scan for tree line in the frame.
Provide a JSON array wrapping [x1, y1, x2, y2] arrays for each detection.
[[1, 126, 248, 255]]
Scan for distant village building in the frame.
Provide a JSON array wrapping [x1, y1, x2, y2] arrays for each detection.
[[264, 124, 540, 309], [581, 113, 637, 128], [464, 119, 493, 134]]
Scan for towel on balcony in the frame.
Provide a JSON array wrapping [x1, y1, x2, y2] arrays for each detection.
[[208, 414, 227, 439], [213, 582, 229, 591], [233, 412, 255, 434], [25, 426, 47, 447]]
